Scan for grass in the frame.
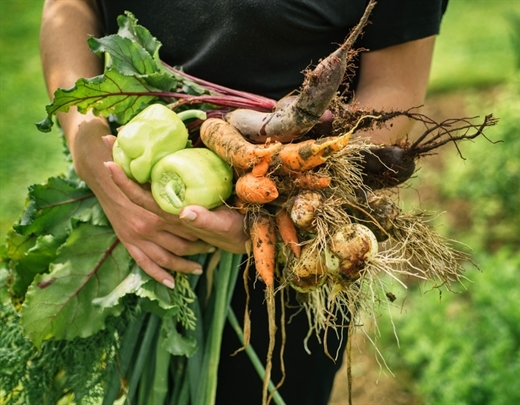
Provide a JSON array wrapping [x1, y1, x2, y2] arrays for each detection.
[[375, 247, 520, 405], [0, 0, 68, 238], [429, 0, 520, 92]]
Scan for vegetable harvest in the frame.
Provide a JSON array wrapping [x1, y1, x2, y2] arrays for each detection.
[[114, 103, 233, 214], [1, 2, 499, 405]]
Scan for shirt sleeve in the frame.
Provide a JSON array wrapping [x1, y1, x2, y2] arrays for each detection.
[[357, 0, 449, 51]]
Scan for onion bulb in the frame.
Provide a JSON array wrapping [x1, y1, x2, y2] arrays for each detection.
[[290, 191, 322, 233], [287, 244, 327, 293], [327, 223, 378, 282]]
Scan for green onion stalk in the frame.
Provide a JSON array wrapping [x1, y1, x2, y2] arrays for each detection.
[[102, 251, 287, 405]]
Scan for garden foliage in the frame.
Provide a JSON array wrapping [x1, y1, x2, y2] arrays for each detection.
[[377, 65, 520, 405]]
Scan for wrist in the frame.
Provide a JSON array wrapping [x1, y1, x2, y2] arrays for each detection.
[[59, 110, 113, 182]]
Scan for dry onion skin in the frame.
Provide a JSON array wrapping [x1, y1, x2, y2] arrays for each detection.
[[290, 191, 323, 233], [286, 242, 327, 293], [327, 223, 379, 283]]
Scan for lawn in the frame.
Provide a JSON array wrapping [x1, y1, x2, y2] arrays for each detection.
[[0, 0, 68, 238], [429, 0, 520, 92]]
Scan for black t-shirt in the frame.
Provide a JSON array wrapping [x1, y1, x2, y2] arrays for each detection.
[[96, 0, 448, 100], [93, 3, 449, 403]]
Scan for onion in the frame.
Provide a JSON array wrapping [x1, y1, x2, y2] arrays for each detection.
[[327, 223, 378, 282], [358, 193, 400, 241], [287, 244, 327, 293], [323, 245, 340, 272], [290, 191, 322, 233]]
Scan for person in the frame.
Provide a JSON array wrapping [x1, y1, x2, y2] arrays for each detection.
[[39, 0, 448, 403]]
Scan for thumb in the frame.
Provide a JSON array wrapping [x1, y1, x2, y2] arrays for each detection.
[[102, 135, 117, 154], [179, 205, 242, 234], [178, 205, 209, 225]]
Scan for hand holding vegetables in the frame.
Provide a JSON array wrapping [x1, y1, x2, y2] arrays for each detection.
[[106, 104, 246, 287], [103, 159, 221, 283], [104, 159, 248, 255], [52, 115, 215, 290]]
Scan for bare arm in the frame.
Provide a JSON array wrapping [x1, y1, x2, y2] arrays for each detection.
[[40, 0, 248, 288], [353, 35, 436, 144], [40, 0, 108, 163]]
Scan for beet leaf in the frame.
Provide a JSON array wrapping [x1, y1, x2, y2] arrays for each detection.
[[20, 223, 132, 348]]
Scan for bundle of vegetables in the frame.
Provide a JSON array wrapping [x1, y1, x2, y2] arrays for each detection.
[[1, 1, 498, 404]]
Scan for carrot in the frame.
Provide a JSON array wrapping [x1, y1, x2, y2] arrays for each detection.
[[251, 159, 270, 177], [263, 283, 276, 405], [199, 118, 282, 170], [249, 210, 276, 287], [248, 210, 278, 405], [233, 194, 249, 215], [269, 113, 380, 175], [291, 172, 331, 190], [224, 0, 377, 144], [235, 172, 279, 204], [201, 115, 374, 178], [275, 207, 301, 258], [271, 131, 352, 174]]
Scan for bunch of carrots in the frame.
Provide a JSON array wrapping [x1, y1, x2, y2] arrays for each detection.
[[198, 5, 376, 400]]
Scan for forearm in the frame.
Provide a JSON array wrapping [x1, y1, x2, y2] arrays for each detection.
[[40, 0, 103, 97], [352, 85, 419, 145], [40, 0, 112, 185], [352, 36, 436, 144]]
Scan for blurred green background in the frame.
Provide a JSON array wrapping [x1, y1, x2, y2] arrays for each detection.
[[0, 0, 69, 239], [1, 1, 519, 404]]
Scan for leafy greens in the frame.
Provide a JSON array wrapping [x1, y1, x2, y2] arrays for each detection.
[[1, 11, 247, 405], [36, 13, 208, 133]]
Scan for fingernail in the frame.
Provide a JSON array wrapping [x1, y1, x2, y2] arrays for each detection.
[[103, 162, 113, 176], [101, 136, 111, 149], [192, 267, 203, 276], [180, 209, 197, 221], [163, 278, 175, 289], [207, 246, 217, 253]]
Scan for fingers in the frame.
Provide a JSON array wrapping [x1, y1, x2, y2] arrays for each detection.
[[179, 205, 249, 254], [99, 136, 223, 289], [118, 207, 216, 257], [104, 161, 158, 209], [120, 222, 214, 287], [126, 243, 204, 289], [102, 134, 117, 151], [105, 161, 201, 242], [105, 160, 193, 229], [104, 153, 248, 281]]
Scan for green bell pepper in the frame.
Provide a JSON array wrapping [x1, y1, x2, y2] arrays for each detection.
[[113, 104, 206, 184], [151, 148, 234, 214]]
